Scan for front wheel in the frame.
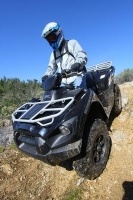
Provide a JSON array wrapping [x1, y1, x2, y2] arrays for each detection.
[[73, 119, 111, 180]]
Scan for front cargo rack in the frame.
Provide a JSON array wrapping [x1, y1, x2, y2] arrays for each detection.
[[12, 97, 74, 127], [87, 61, 112, 72]]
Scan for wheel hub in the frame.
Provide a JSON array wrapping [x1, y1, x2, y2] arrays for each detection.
[[93, 135, 105, 163]]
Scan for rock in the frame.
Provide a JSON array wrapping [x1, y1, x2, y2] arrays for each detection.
[[1, 164, 13, 175], [0, 125, 13, 146], [129, 81, 133, 86], [76, 178, 85, 186], [122, 97, 128, 108]]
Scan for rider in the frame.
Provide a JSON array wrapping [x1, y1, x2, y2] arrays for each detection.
[[41, 22, 88, 89]]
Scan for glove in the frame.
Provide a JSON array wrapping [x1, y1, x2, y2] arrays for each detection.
[[61, 70, 66, 77], [41, 75, 48, 90], [55, 73, 62, 87], [71, 63, 81, 72], [41, 75, 48, 83]]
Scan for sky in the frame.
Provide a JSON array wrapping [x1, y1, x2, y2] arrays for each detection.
[[0, 0, 133, 81]]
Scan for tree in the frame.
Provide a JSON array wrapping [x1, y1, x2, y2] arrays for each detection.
[[115, 68, 133, 84], [0, 77, 43, 120]]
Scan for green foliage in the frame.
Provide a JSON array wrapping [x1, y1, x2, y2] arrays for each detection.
[[0, 146, 5, 153], [115, 68, 133, 84], [0, 77, 43, 121], [63, 188, 83, 200], [9, 143, 18, 150]]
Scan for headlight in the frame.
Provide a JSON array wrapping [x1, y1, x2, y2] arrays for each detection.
[[39, 127, 48, 137], [59, 124, 72, 135]]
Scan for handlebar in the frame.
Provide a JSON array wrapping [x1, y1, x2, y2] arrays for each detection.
[[60, 70, 82, 78]]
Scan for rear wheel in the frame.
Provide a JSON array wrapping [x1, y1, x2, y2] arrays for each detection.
[[73, 119, 111, 180], [112, 84, 122, 117]]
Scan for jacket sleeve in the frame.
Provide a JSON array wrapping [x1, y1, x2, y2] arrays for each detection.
[[69, 40, 88, 67], [44, 52, 58, 76]]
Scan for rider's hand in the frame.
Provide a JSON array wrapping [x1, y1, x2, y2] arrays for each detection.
[[71, 63, 81, 72], [41, 75, 48, 83], [61, 70, 66, 77]]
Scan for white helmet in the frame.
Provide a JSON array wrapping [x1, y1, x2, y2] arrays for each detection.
[[41, 22, 64, 50]]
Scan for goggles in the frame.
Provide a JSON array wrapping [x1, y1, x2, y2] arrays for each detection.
[[46, 32, 58, 43]]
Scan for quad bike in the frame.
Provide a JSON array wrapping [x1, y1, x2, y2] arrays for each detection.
[[12, 61, 122, 180]]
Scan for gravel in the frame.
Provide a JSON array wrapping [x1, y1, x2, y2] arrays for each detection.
[[0, 125, 14, 146]]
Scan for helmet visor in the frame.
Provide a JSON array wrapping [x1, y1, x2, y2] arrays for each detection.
[[46, 32, 58, 43]]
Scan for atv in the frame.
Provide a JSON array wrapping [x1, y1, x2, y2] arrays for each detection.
[[12, 61, 122, 180]]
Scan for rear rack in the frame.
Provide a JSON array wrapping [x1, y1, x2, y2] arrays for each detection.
[[12, 97, 74, 127], [87, 61, 112, 72]]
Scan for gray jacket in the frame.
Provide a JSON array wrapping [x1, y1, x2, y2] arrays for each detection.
[[44, 39, 88, 84]]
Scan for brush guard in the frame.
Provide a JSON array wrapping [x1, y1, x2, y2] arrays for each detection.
[[12, 97, 74, 127]]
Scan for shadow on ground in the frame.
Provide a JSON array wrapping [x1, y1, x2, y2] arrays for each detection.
[[122, 181, 133, 200]]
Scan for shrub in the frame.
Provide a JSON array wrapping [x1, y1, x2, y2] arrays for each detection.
[[115, 68, 133, 84]]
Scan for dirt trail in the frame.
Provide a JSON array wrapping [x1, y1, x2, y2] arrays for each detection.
[[0, 82, 133, 200]]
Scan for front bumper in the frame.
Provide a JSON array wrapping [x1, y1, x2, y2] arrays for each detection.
[[17, 139, 82, 165]]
